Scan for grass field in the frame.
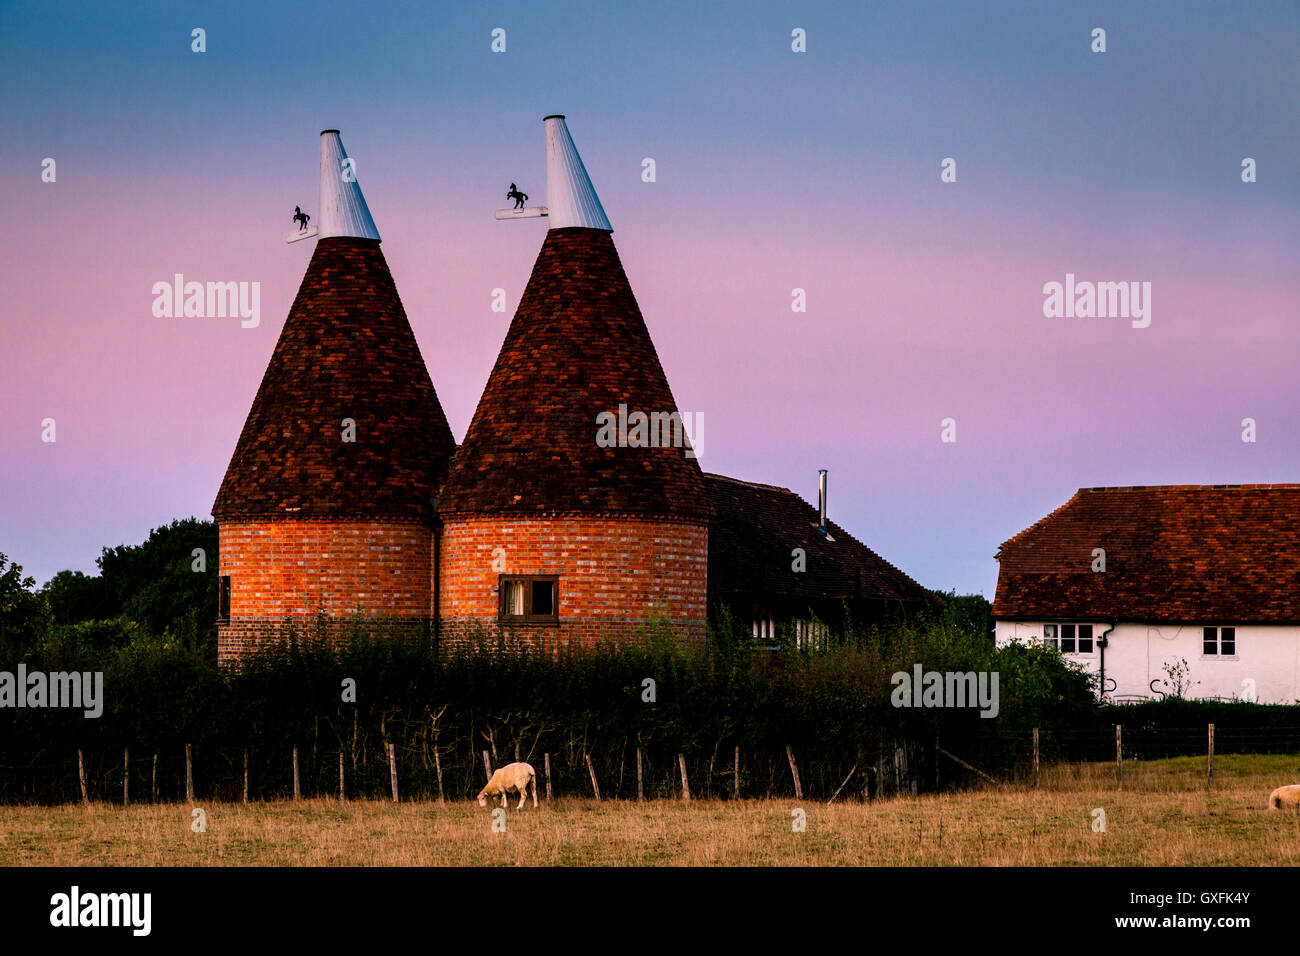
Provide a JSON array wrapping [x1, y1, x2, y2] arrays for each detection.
[[4, 754, 1300, 866]]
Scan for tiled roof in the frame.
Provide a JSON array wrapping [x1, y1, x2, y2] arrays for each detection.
[[439, 228, 711, 520], [993, 485, 1300, 622], [212, 238, 455, 522], [705, 473, 931, 604]]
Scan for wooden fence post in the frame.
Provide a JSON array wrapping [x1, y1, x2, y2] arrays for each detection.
[[388, 743, 398, 803], [1115, 724, 1123, 791], [734, 746, 740, 799], [185, 743, 194, 803], [786, 745, 803, 801], [77, 748, 88, 804], [936, 744, 1004, 790], [123, 747, 130, 806], [242, 748, 249, 804], [151, 752, 158, 804], [544, 752, 553, 801], [434, 747, 445, 804], [482, 750, 492, 782], [1033, 728, 1040, 789], [338, 751, 345, 801], [678, 753, 691, 801], [585, 754, 601, 801], [826, 764, 859, 805], [1208, 723, 1215, 789], [292, 745, 301, 800], [876, 737, 884, 800], [636, 747, 644, 802]]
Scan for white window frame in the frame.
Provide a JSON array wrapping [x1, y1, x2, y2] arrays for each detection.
[[1043, 622, 1095, 656], [1201, 625, 1237, 659]]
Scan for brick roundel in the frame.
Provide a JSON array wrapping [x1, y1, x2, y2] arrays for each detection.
[[217, 519, 432, 661], [438, 515, 709, 645]]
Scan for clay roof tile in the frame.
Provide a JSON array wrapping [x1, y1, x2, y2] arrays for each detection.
[[993, 485, 1300, 622], [212, 237, 455, 522]]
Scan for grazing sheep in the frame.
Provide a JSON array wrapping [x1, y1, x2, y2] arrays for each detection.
[[477, 761, 538, 810], [1269, 785, 1300, 810]]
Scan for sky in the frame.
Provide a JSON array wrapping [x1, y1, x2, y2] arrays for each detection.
[[1, 0, 1297, 597]]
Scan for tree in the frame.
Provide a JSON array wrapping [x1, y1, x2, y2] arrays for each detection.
[[37, 518, 219, 652], [0, 554, 50, 659], [42, 569, 112, 625], [95, 518, 218, 642], [930, 589, 995, 640]]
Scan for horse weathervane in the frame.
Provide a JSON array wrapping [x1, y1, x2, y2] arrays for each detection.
[[495, 181, 548, 220], [285, 204, 318, 243]]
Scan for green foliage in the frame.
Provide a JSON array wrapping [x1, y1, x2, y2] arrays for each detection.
[[0, 613, 1096, 802], [0, 554, 50, 659], [1097, 696, 1300, 732], [93, 518, 218, 645], [38, 518, 218, 654], [927, 588, 995, 639], [41, 570, 111, 625]]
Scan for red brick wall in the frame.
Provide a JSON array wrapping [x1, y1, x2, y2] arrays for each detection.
[[437, 516, 708, 646], [217, 519, 431, 662]]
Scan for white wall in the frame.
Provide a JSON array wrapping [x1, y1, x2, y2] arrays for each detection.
[[995, 620, 1300, 704]]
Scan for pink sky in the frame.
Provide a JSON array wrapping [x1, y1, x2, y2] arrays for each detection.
[[3, 163, 1294, 596], [2, 1, 1296, 596]]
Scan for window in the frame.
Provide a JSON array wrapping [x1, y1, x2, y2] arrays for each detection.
[[218, 575, 231, 623], [1044, 623, 1093, 654], [1076, 624, 1094, 654], [795, 619, 829, 651], [498, 575, 559, 624], [1203, 626, 1236, 656]]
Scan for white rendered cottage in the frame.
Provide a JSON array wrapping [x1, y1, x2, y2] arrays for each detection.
[[992, 485, 1300, 704]]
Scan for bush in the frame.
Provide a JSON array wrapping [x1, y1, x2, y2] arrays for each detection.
[[0, 614, 1094, 803]]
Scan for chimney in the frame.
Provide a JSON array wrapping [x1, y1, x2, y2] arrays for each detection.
[[317, 130, 381, 241], [543, 115, 612, 231], [818, 469, 828, 535]]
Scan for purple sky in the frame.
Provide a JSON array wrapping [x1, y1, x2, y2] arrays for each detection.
[[2, 1, 1297, 597]]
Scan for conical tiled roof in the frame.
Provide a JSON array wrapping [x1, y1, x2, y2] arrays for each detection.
[[213, 237, 455, 521], [439, 228, 710, 519]]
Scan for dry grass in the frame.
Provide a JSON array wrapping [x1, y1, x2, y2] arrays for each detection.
[[4, 754, 1300, 866]]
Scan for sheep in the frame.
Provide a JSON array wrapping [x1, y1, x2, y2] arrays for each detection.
[[1268, 785, 1300, 810], [477, 761, 538, 810]]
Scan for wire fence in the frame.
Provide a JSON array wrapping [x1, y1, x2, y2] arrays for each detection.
[[5, 722, 1299, 806], [937, 723, 1300, 791], [0, 739, 877, 805]]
